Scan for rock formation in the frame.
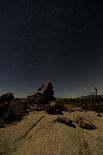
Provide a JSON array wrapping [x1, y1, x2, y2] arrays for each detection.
[[0, 93, 28, 124], [27, 82, 56, 106], [0, 93, 14, 102], [0, 82, 56, 125]]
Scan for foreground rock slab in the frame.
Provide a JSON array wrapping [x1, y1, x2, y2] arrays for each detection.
[[0, 111, 103, 155]]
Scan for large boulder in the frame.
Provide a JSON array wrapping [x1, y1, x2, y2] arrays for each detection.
[[0, 93, 14, 121], [0, 101, 10, 120], [0, 93, 28, 123], [27, 83, 56, 107], [35, 82, 55, 102], [0, 93, 14, 103]]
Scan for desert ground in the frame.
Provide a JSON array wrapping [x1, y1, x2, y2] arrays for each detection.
[[0, 110, 103, 155]]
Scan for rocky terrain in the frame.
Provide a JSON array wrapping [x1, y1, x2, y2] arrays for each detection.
[[0, 83, 103, 155], [0, 111, 103, 155]]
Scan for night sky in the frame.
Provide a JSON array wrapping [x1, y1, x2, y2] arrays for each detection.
[[0, 0, 103, 97]]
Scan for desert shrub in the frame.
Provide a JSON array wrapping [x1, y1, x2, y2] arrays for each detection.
[[45, 101, 64, 115], [45, 104, 56, 115]]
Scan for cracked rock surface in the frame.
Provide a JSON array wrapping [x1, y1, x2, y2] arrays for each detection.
[[0, 111, 103, 155]]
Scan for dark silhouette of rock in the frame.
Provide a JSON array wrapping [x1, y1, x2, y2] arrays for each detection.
[[0, 93, 28, 123], [0, 119, 4, 128], [35, 82, 55, 102], [0, 93, 14, 122], [97, 113, 102, 117], [11, 101, 28, 120], [0, 101, 10, 120], [0, 93, 14, 103], [0, 101, 28, 123], [27, 83, 56, 108]]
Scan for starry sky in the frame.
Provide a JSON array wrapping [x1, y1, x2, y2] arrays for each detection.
[[0, 0, 103, 97]]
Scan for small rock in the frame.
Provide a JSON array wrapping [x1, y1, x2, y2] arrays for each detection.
[[53, 117, 76, 128], [97, 113, 102, 117], [79, 120, 96, 130]]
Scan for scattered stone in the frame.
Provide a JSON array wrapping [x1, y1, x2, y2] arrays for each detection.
[[79, 120, 96, 130], [53, 116, 76, 128], [97, 113, 102, 117], [75, 116, 96, 130]]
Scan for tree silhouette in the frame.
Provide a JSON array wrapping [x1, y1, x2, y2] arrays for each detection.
[[89, 87, 99, 104]]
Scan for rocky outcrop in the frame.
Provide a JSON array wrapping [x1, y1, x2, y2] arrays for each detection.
[[27, 83, 56, 108], [10, 101, 28, 120], [36, 83, 55, 101], [53, 116, 76, 128], [0, 93, 28, 125], [0, 111, 102, 155], [0, 101, 28, 123], [0, 93, 14, 102]]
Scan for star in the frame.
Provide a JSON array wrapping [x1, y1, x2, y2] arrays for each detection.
[[16, 66, 21, 71], [85, 12, 89, 16], [80, 29, 83, 33], [7, 68, 10, 73], [80, 0, 84, 4], [55, 25, 60, 28], [54, 8, 59, 14], [42, 33, 48, 37], [25, 27, 29, 33], [75, 8, 79, 11], [3, 11, 7, 15], [96, 31, 99, 35]]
